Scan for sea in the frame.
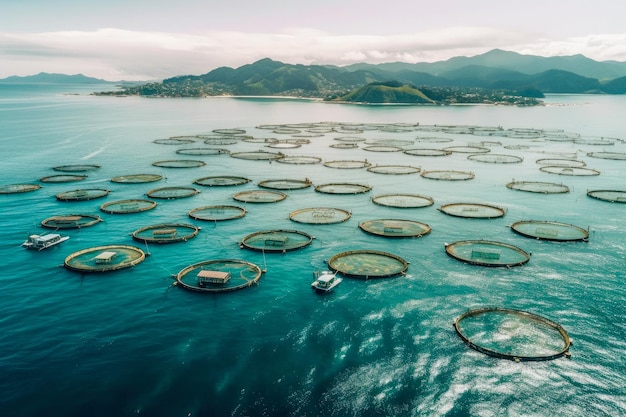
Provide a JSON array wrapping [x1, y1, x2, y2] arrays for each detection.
[[0, 83, 624, 417]]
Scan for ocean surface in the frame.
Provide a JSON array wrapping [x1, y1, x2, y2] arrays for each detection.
[[0, 83, 624, 417]]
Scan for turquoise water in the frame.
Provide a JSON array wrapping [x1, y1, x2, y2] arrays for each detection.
[[1, 85, 625, 416]]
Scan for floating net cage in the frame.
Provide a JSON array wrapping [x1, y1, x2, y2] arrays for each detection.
[[438, 203, 506, 219], [467, 154, 523, 164], [111, 174, 163, 184], [194, 176, 250, 187], [539, 166, 600, 176], [444, 146, 491, 154], [371, 193, 434, 208], [56, 188, 110, 201], [536, 158, 586, 168], [267, 142, 301, 149], [330, 143, 359, 149], [232, 190, 287, 203], [203, 137, 239, 145], [328, 250, 409, 279], [240, 229, 314, 252], [445, 240, 530, 267], [153, 138, 196, 145], [212, 128, 247, 135], [276, 156, 322, 165], [132, 223, 200, 243], [39, 174, 87, 183], [258, 179, 312, 190], [511, 220, 589, 242], [64, 245, 146, 273], [574, 137, 616, 146], [175, 259, 264, 293], [41, 214, 102, 229], [0, 184, 41, 194], [243, 137, 278, 144], [151, 159, 205, 168], [421, 170, 475, 181], [334, 136, 366, 143], [363, 145, 404, 153], [189, 205, 247, 221], [404, 148, 452, 157], [176, 147, 230, 156], [101, 199, 157, 214], [315, 183, 372, 195], [230, 151, 283, 161], [147, 186, 199, 199], [586, 151, 626, 160], [365, 139, 415, 147], [506, 181, 570, 194], [52, 164, 100, 172], [289, 207, 352, 224], [414, 136, 453, 143], [587, 190, 626, 203], [366, 165, 421, 175], [324, 160, 371, 169], [453, 307, 572, 362], [359, 219, 431, 238]]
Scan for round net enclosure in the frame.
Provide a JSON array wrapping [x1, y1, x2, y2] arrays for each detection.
[[240, 229, 314, 252], [267, 142, 301, 149], [445, 240, 530, 267], [330, 143, 359, 149], [39, 174, 87, 183], [367, 165, 421, 175], [323, 160, 371, 169], [230, 151, 282, 161], [467, 154, 523, 164], [0, 184, 41, 194], [56, 188, 110, 201], [203, 137, 238, 146], [328, 250, 409, 279], [212, 128, 246, 135], [258, 179, 312, 190], [444, 146, 491, 154], [189, 205, 246, 221], [289, 207, 352, 224], [41, 214, 102, 229], [151, 159, 205, 168], [100, 199, 157, 214], [52, 164, 100, 172], [359, 219, 431, 238], [276, 156, 322, 165], [535, 158, 586, 168], [153, 138, 196, 145], [147, 186, 199, 199], [315, 183, 372, 195], [64, 245, 146, 273], [194, 176, 250, 187], [539, 166, 600, 176], [438, 203, 506, 219], [132, 223, 200, 243], [372, 193, 434, 208], [587, 190, 626, 203], [453, 307, 572, 362], [586, 151, 626, 160], [232, 190, 287, 203], [506, 181, 570, 194], [111, 174, 163, 183], [414, 137, 453, 143], [363, 145, 404, 152], [176, 147, 230, 156], [421, 170, 475, 181], [174, 259, 263, 293], [511, 220, 589, 241], [404, 148, 452, 157], [334, 136, 366, 142]]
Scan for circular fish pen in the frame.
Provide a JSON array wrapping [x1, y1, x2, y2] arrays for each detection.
[[289, 207, 352, 224], [132, 223, 200, 243], [539, 166, 600, 176], [147, 186, 199, 199], [467, 154, 523, 164], [194, 176, 250, 187], [363, 145, 403, 152], [0, 184, 41, 194], [276, 156, 322, 165], [359, 219, 431, 238], [536, 158, 586, 168], [212, 128, 246, 135], [232, 190, 287, 203], [371, 193, 434, 208], [438, 203, 506, 219], [176, 147, 230, 156], [323, 160, 371, 169], [153, 138, 195, 145], [414, 137, 453, 143], [56, 188, 110, 201], [421, 170, 475, 181], [240, 229, 314, 252], [258, 179, 312, 190], [39, 174, 87, 183], [64, 245, 146, 273], [267, 142, 301, 149], [453, 307, 571, 362], [587, 190, 626, 203], [174, 259, 263, 293], [328, 250, 408, 279], [445, 240, 530, 267], [189, 205, 247, 221], [151, 159, 205, 168], [444, 146, 491, 154], [404, 148, 452, 157], [315, 183, 372, 195], [41, 214, 102, 229], [111, 174, 163, 184], [334, 136, 366, 142], [366, 165, 421, 175], [511, 220, 589, 241], [100, 199, 157, 214], [586, 151, 626, 160], [506, 181, 570, 194], [330, 143, 358, 149], [230, 151, 282, 161], [203, 137, 238, 146], [52, 164, 100, 172]]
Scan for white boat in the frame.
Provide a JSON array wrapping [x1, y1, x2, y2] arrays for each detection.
[[22, 233, 69, 250], [311, 270, 342, 293]]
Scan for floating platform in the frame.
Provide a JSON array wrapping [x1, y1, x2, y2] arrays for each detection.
[[41, 214, 102, 229], [153, 137, 196, 145], [132, 223, 200, 243], [230, 151, 282, 161], [510, 220, 589, 241], [289, 207, 352, 224], [276, 156, 322, 164], [445, 240, 530, 267], [176, 147, 229, 155], [587, 189, 626, 203], [315, 183, 371, 195], [232, 190, 287, 203], [52, 164, 100, 172], [467, 154, 523, 164], [0, 184, 41, 194], [359, 219, 431, 238], [174, 259, 263, 293], [371, 193, 434, 208], [539, 166, 600, 176], [323, 160, 371, 169], [506, 181, 570, 194], [56, 188, 110, 201], [366, 165, 421, 175], [240, 229, 314, 252], [100, 199, 157, 214], [421, 170, 475, 181], [328, 250, 408, 279], [536, 158, 586, 168], [258, 179, 312, 190], [147, 186, 199, 199], [444, 146, 490, 154], [152, 159, 205, 168], [194, 176, 250, 187], [39, 174, 87, 183], [189, 205, 247, 221], [64, 245, 146, 272], [111, 174, 163, 183], [438, 203, 506, 219], [586, 151, 626, 160]]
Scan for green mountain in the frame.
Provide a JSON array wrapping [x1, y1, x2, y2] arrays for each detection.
[[0, 72, 112, 84]]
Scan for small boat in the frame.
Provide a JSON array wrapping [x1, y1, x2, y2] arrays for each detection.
[[22, 233, 69, 250], [311, 270, 342, 293]]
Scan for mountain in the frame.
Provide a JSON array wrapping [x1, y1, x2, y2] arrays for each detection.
[[0, 72, 113, 84]]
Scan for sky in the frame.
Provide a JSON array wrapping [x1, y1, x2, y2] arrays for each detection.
[[1, 0, 626, 81]]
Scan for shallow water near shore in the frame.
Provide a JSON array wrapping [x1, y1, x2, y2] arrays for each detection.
[[0, 85, 624, 416]]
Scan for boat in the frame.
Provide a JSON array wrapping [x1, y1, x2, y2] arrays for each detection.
[[311, 270, 342, 293], [22, 233, 69, 250]]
